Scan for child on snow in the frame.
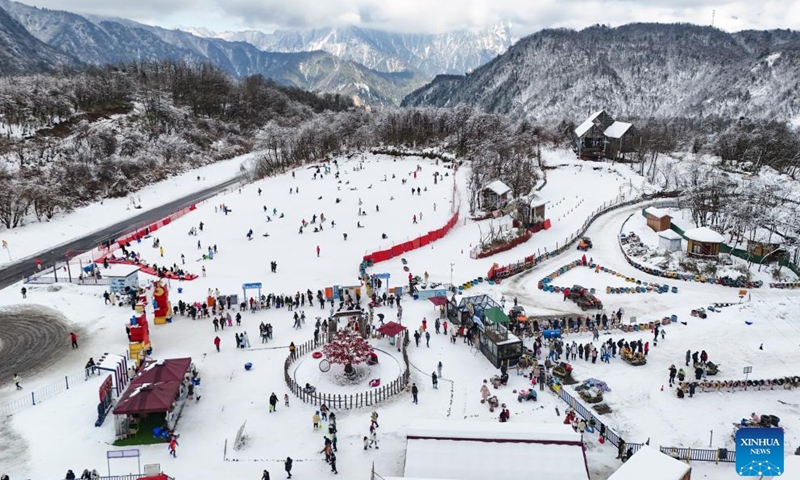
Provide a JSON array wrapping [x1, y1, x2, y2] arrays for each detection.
[[313, 411, 321, 429]]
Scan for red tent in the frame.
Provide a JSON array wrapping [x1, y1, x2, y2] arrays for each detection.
[[377, 321, 407, 337], [428, 296, 448, 306], [131, 358, 192, 386], [113, 381, 182, 415]]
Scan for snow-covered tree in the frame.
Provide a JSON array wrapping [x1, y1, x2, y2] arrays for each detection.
[[322, 329, 374, 375]]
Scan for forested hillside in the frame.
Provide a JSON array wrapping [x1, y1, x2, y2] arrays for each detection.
[[0, 62, 352, 228]]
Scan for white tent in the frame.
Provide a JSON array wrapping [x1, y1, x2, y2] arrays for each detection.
[[608, 445, 691, 480], [403, 420, 589, 480]]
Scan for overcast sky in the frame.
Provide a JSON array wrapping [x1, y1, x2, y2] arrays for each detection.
[[15, 0, 800, 34]]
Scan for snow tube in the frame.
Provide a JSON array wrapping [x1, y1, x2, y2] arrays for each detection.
[[244, 362, 253, 371], [312, 351, 323, 359]]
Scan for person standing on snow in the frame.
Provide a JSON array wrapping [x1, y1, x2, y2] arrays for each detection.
[[261, 470, 270, 480], [411, 383, 419, 404], [214, 336, 221, 352], [437, 361, 443, 378], [316, 245, 321, 257], [168, 436, 178, 457], [432, 372, 438, 389], [685, 350, 691, 366], [13, 373, 22, 390], [668, 364, 677, 387], [269, 393, 278, 413], [70, 332, 79, 349], [425, 331, 431, 347], [284, 457, 293, 478]]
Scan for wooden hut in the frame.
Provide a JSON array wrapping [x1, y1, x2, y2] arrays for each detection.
[[684, 227, 724, 257], [603, 121, 639, 161], [644, 207, 672, 232], [481, 180, 512, 210]]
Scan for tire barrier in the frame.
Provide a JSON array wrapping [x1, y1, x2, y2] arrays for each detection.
[[538, 259, 675, 297], [770, 281, 800, 289], [678, 376, 800, 395]]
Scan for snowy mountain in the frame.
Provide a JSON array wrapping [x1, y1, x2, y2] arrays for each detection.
[[402, 23, 800, 122], [0, 4, 74, 74], [0, 0, 425, 105], [214, 24, 516, 77]]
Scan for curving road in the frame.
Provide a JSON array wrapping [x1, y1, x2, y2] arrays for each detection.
[[0, 174, 244, 291], [0, 305, 72, 386]]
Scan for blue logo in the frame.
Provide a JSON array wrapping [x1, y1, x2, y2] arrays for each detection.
[[736, 428, 783, 476]]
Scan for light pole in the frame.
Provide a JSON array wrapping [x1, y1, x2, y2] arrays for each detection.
[[450, 263, 454, 290]]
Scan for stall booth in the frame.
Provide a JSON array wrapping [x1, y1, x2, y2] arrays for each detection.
[[457, 294, 503, 327], [427, 295, 456, 323], [377, 321, 407, 349], [112, 358, 193, 443], [478, 310, 523, 368]]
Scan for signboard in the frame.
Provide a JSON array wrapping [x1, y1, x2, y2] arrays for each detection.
[[743, 366, 753, 375], [242, 283, 262, 289], [99, 375, 113, 402], [736, 428, 783, 476]]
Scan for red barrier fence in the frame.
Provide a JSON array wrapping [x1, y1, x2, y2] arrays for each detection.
[[96, 204, 198, 261], [363, 211, 459, 265]]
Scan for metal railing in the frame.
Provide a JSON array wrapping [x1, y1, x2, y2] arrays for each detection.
[[1, 369, 95, 416], [551, 384, 735, 463]]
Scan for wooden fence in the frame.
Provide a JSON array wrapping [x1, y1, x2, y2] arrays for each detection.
[[284, 334, 411, 409]]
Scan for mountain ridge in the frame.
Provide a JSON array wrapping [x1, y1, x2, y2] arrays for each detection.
[[402, 23, 800, 122]]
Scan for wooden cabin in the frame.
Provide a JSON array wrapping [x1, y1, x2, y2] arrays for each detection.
[[574, 110, 615, 159], [482, 180, 512, 210], [574, 109, 638, 160], [684, 227, 724, 257], [644, 207, 672, 232]]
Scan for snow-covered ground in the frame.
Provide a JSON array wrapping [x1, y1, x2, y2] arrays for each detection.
[[0, 152, 255, 267], [1, 152, 799, 480]]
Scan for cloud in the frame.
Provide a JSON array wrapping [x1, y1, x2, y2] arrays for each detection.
[[13, 0, 800, 34]]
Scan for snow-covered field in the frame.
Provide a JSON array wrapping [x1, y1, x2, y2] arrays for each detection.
[[1, 151, 799, 480]]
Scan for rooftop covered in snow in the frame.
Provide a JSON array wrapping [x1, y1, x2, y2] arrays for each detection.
[[404, 420, 588, 480], [608, 445, 691, 480], [658, 229, 683, 240], [644, 206, 671, 219], [483, 180, 511, 196], [604, 121, 633, 139], [683, 226, 725, 244], [575, 110, 605, 137]]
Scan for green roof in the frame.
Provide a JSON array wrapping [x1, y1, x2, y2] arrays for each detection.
[[483, 307, 510, 325]]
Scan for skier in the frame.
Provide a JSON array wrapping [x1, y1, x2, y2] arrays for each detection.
[[214, 336, 221, 352], [269, 393, 278, 413], [411, 383, 419, 404], [432, 371, 438, 389], [284, 457, 293, 479]]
